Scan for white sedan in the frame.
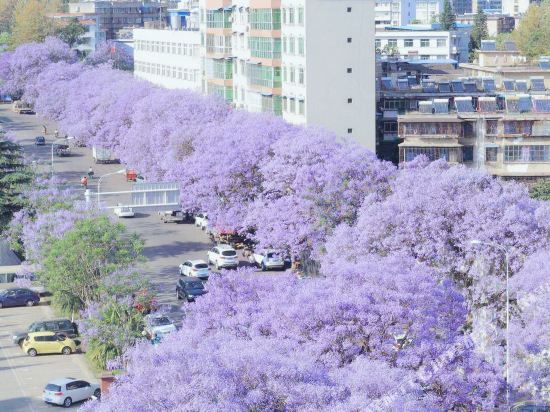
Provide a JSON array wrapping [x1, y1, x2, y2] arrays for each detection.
[[179, 259, 210, 279], [143, 314, 177, 337], [113, 204, 135, 218], [43, 378, 100, 407]]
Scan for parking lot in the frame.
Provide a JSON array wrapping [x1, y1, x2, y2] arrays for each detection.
[[1, 104, 286, 408]]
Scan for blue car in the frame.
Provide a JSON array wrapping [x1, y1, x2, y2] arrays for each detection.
[[0, 288, 40, 308]]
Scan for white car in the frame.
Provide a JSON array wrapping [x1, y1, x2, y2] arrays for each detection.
[[251, 250, 285, 271], [113, 204, 135, 218], [143, 314, 176, 337], [207, 244, 238, 270], [179, 259, 210, 279], [43, 378, 100, 407], [194, 213, 208, 228]]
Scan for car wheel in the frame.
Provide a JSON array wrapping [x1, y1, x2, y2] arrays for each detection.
[[215, 262, 220, 271], [63, 397, 72, 408], [17, 339, 24, 347], [26, 300, 35, 307], [176, 290, 181, 300], [0, 302, 3, 309], [93, 389, 101, 400], [61, 346, 72, 355], [27, 348, 37, 357]]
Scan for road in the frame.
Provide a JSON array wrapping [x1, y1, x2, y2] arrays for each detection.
[[1, 104, 280, 409]]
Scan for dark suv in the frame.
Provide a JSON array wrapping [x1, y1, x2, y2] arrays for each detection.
[[176, 277, 207, 302], [12, 319, 78, 346], [0, 288, 40, 309]]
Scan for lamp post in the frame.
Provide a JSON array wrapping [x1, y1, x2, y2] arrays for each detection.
[[470, 239, 510, 407], [97, 169, 126, 206], [50, 136, 74, 176]]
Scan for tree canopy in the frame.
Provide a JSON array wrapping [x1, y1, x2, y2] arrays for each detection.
[[511, 1, 550, 58], [440, 0, 456, 30]]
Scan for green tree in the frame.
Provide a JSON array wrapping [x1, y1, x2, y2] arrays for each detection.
[[55, 17, 85, 47], [530, 181, 550, 201], [440, 0, 456, 31], [41, 216, 143, 313], [511, 2, 550, 58], [0, 135, 32, 232], [9, 0, 57, 48], [469, 9, 488, 61]]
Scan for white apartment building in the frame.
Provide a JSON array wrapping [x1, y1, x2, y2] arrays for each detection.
[[415, 0, 444, 24], [501, 0, 538, 16], [133, 28, 202, 90], [197, 0, 376, 152], [375, 0, 415, 28], [375, 26, 471, 62]]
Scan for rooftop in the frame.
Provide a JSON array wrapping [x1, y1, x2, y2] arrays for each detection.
[[381, 23, 472, 31]]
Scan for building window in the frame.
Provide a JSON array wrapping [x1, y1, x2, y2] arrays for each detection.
[[290, 98, 296, 112], [404, 39, 413, 47], [283, 66, 287, 82], [347, 98, 352, 103], [282, 8, 286, 24], [298, 7, 304, 25], [388, 39, 397, 47], [289, 36, 295, 54], [290, 66, 295, 83], [298, 37, 304, 55], [298, 67, 304, 84], [375, 39, 381, 49], [420, 55, 430, 60], [282, 96, 287, 111], [282, 36, 287, 53], [347, 37, 352, 43], [437, 38, 446, 47], [347, 128, 353, 133], [462, 146, 474, 162], [420, 39, 430, 47], [289, 7, 295, 24], [298, 99, 305, 115], [347, 68, 352, 73], [486, 147, 498, 162], [347, 7, 352, 12]]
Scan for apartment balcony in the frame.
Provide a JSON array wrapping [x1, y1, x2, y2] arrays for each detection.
[[250, 0, 281, 9]]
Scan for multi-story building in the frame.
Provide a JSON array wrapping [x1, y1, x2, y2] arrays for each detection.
[[415, 0, 444, 24], [453, 0, 473, 14], [68, 1, 168, 41], [396, 80, 550, 181], [472, 0, 503, 12], [48, 13, 107, 55], [501, 0, 540, 16], [134, 3, 200, 90], [196, 0, 375, 151], [456, 13, 514, 36], [375, 0, 415, 28], [375, 24, 471, 63]]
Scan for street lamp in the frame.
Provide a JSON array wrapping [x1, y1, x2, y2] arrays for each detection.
[[50, 136, 74, 176], [97, 169, 126, 206], [470, 239, 510, 406]]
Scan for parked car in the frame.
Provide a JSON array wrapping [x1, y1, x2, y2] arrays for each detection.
[[194, 213, 208, 228], [22, 331, 78, 356], [143, 314, 177, 337], [43, 378, 100, 408], [0, 288, 40, 308], [113, 204, 135, 218], [34, 135, 46, 145], [159, 210, 185, 223], [207, 244, 238, 270], [12, 319, 78, 346], [250, 250, 285, 271], [179, 259, 210, 279], [176, 277, 207, 302]]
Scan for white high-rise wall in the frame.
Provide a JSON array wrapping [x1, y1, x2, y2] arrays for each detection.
[[133, 28, 202, 91], [375, 0, 415, 28], [501, 0, 534, 16], [282, 0, 376, 152], [415, 0, 444, 24]]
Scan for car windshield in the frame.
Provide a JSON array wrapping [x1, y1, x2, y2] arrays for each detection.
[[221, 250, 236, 257], [195, 263, 208, 269], [187, 281, 204, 289], [266, 253, 280, 259], [45, 384, 61, 392], [0, 290, 7, 296], [28, 322, 38, 332], [149, 316, 171, 326]]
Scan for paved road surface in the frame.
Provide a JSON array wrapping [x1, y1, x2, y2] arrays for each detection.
[[1, 104, 281, 409]]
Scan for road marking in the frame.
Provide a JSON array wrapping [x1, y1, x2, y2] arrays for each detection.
[[0, 335, 36, 412]]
